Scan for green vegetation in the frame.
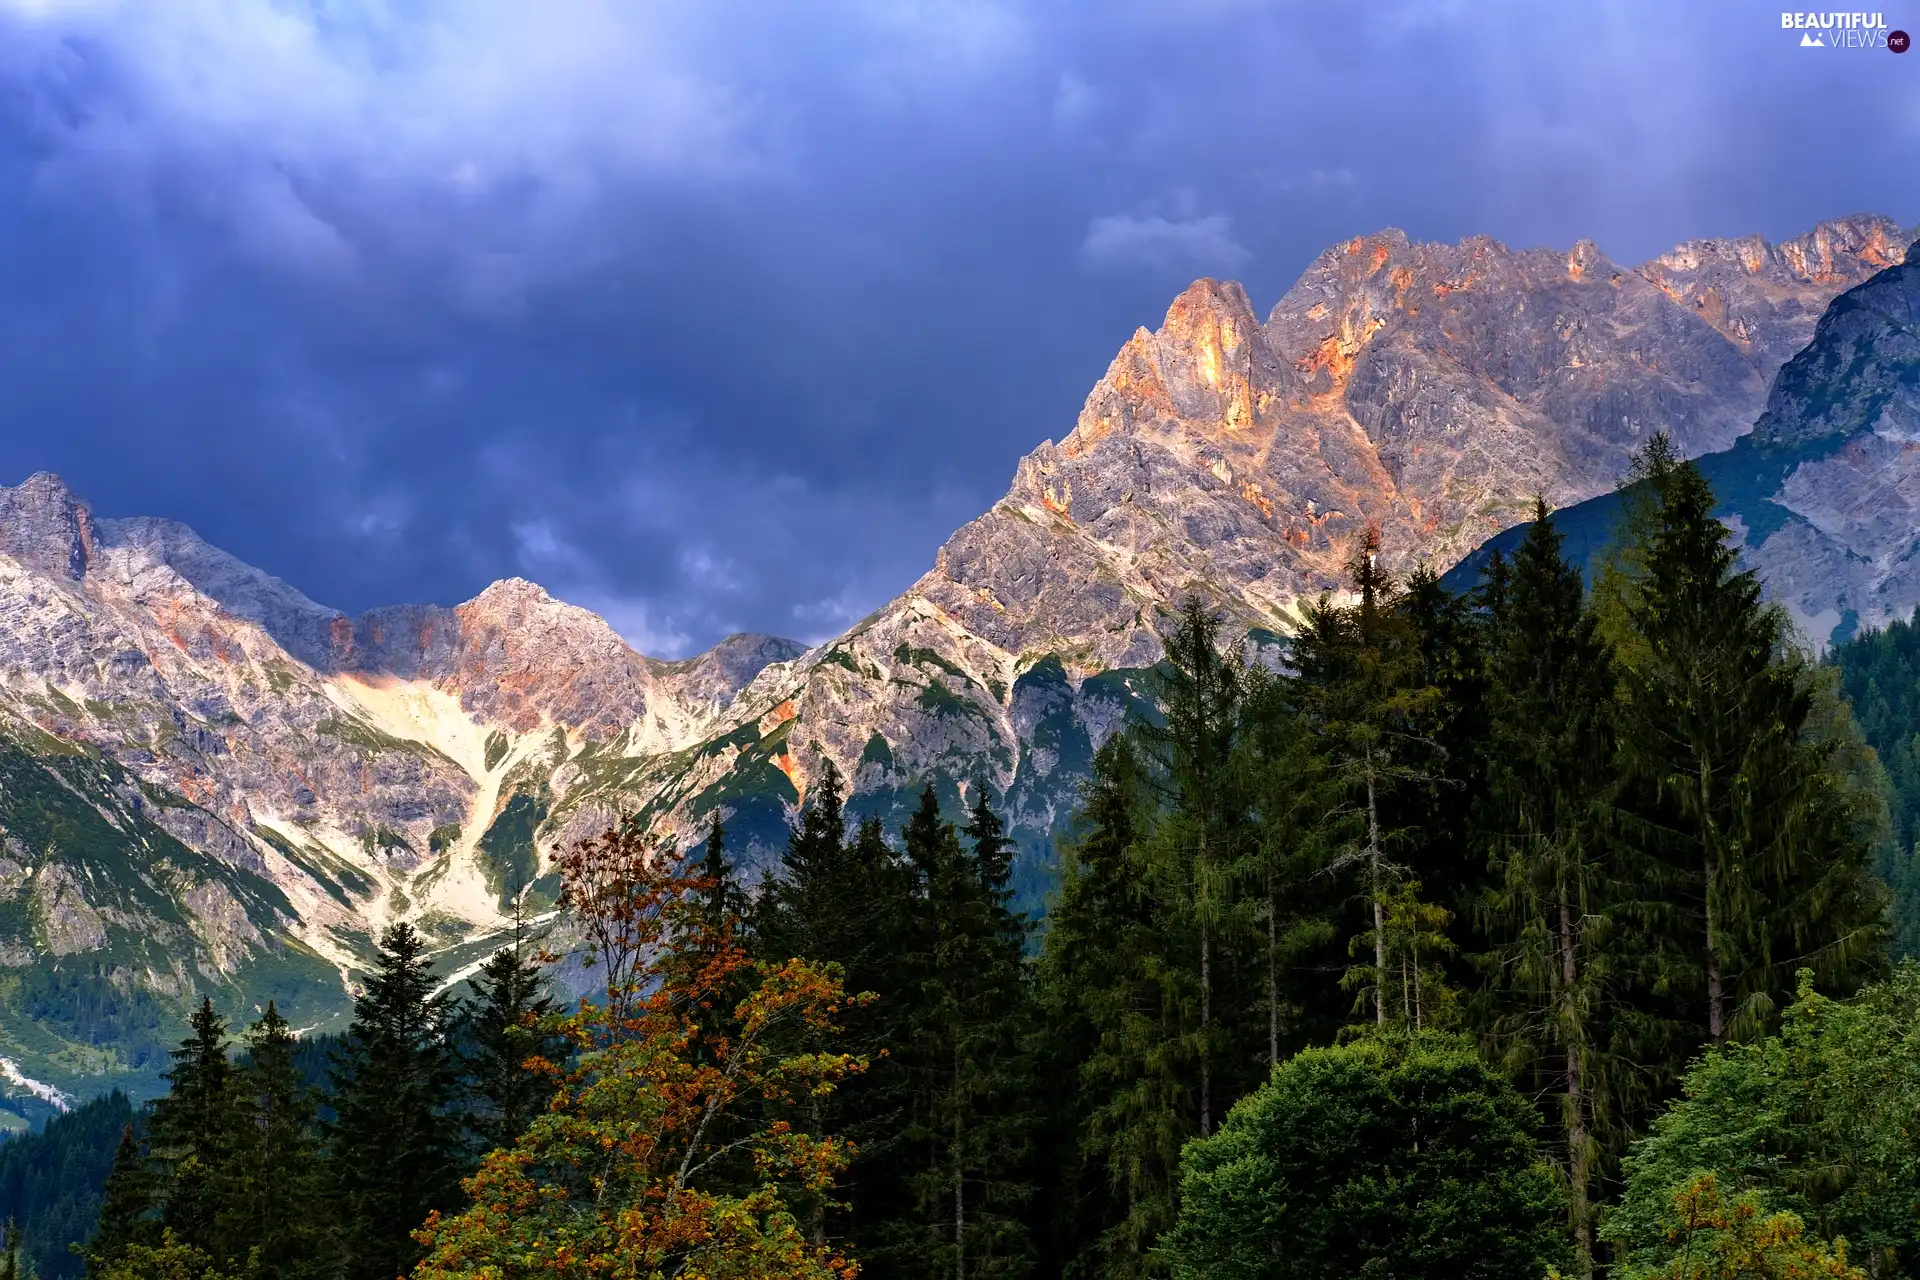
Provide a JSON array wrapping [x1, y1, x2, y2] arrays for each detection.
[[1166, 1035, 1569, 1279], [18, 435, 1920, 1280], [0, 1091, 133, 1280], [482, 730, 509, 772], [473, 792, 546, 907], [1827, 609, 1920, 955]]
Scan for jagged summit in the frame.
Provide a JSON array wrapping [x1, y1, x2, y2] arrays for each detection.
[[0, 471, 93, 579]]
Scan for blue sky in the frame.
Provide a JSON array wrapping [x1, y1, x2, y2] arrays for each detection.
[[0, 1, 1915, 655]]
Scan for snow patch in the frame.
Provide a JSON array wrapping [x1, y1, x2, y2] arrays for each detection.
[[1, 1056, 70, 1111]]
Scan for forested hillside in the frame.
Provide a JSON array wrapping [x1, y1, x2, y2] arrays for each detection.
[[7, 437, 1913, 1280], [1828, 614, 1920, 957]]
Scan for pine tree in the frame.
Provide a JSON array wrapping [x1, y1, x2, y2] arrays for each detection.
[[146, 1000, 241, 1260], [1133, 597, 1249, 1139], [893, 785, 1036, 1280], [1037, 734, 1195, 1278], [326, 922, 464, 1280], [752, 763, 921, 1256], [4, 1217, 21, 1280], [84, 1124, 155, 1279], [754, 759, 852, 967], [1600, 438, 1886, 1045], [1238, 666, 1342, 1069], [1291, 529, 1446, 1030], [1479, 498, 1622, 1275], [1035, 735, 1155, 1275], [216, 1004, 324, 1280], [463, 902, 559, 1156]]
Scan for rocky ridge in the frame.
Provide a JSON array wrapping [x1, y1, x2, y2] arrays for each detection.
[[1451, 233, 1920, 650], [1, 213, 1908, 1102]]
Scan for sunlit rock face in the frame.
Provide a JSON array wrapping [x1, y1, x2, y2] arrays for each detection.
[[0, 215, 1906, 1101], [947, 214, 1909, 667], [1449, 235, 1920, 653]]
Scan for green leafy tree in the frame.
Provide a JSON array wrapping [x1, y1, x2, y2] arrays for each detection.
[[1164, 1033, 1568, 1280], [1605, 967, 1920, 1278], [94, 1231, 238, 1280], [325, 922, 464, 1280], [1599, 437, 1886, 1043], [1615, 1174, 1866, 1280]]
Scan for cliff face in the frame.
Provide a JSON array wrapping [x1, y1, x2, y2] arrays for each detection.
[[1714, 237, 1920, 645], [1450, 236, 1920, 652], [1, 214, 1906, 1104], [924, 215, 1909, 673]]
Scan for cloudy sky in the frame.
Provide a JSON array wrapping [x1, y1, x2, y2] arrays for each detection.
[[0, 1, 1915, 656]]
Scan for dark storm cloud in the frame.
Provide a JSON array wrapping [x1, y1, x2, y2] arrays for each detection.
[[0, 1, 1914, 655]]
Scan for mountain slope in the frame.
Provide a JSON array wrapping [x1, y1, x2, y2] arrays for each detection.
[[1446, 233, 1920, 650], [0, 213, 1907, 1099]]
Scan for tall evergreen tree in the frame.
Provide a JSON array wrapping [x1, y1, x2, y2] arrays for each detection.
[[326, 922, 464, 1280], [146, 999, 241, 1260], [752, 761, 921, 1257], [893, 785, 1036, 1280], [1479, 498, 1622, 1274], [83, 1125, 154, 1279], [1238, 667, 1343, 1068], [1599, 438, 1886, 1045], [1134, 597, 1249, 1138], [1034, 735, 1166, 1277], [1291, 530, 1447, 1030], [223, 1003, 325, 1280], [462, 902, 559, 1156]]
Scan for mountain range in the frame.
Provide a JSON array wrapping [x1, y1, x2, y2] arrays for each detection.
[[1, 212, 1913, 1113]]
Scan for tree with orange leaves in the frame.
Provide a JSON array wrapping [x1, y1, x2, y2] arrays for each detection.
[[412, 816, 867, 1280]]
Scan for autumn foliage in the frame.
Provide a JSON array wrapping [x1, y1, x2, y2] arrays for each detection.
[[412, 818, 866, 1280]]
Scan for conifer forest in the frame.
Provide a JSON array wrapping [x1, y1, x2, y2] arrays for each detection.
[[11, 438, 1920, 1280]]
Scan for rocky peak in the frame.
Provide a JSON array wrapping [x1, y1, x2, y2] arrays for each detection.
[[0, 472, 94, 581], [1064, 279, 1291, 463], [656, 633, 810, 711], [1752, 237, 1920, 449]]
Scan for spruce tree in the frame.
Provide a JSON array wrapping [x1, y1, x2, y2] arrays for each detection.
[[84, 1125, 155, 1279], [146, 999, 241, 1260], [326, 922, 464, 1280], [752, 762, 921, 1256], [462, 902, 559, 1156], [1238, 667, 1343, 1067], [1034, 735, 1159, 1275], [224, 1003, 324, 1280], [754, 759, 852, 967], [1480, 499, 1621, 1275], [1290, 530, 1447, 1030], [1037, 734, 1198, 1278], [1133, 597, 1249, 1138], [893, 785, 1036, 1280], [1601, 438, 1886, 1045], [3, 1217, 20, 1280]]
